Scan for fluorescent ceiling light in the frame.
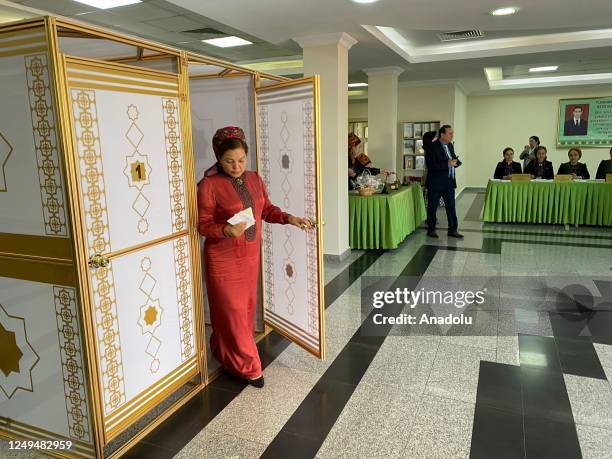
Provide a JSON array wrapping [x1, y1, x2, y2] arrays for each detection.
[[529, 66, 559, 72], [351, 0, 380, 3], [348, 82, 368, 87], [203, 36, 252, 48], [490, 6, 519, 16], [74, 0, 141, 8]]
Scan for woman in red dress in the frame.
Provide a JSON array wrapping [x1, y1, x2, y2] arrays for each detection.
[[197, 126, 313, 388]]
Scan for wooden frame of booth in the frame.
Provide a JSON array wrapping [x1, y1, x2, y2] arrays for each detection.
[[0, 14, 324, 459]]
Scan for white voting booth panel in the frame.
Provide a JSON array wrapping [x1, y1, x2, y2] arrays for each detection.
[[0, 24, 94, 457], [256, 78, 325, 358], [64, 57, 199, 440]]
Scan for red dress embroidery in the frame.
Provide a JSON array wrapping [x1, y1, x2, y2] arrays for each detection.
[[197, 170, 288, 379]]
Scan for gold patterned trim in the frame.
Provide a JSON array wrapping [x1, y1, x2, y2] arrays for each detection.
[[66, 81, 176, 97], [173, 237, 193, 361], [25, 54, 68, 237], [0, 255, 75, 286], [161, 98, 186, 233], [67, 71, 178, 90], [69, 88, 126, 416], [0, 45, 47, 58], [105, 358, 197, 438], [54, 287, 92, 443]]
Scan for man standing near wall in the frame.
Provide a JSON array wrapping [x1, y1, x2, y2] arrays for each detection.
[[424, 125, 463, 239]]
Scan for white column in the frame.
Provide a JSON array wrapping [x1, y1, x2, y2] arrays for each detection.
[[294, 32, 357, 259], [363, 66, 403, 173]]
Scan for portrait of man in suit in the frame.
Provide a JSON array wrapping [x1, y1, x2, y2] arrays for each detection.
[[563, 105, 589, 136]]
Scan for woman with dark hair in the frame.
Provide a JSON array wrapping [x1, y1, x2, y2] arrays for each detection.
[[494, 147, 522, 179], [557, 148, 590, 178], [197, 126, 313, 388], [525, 146, 554, 179], [595, 147, 612, 179], [348, 132, 380, 189]]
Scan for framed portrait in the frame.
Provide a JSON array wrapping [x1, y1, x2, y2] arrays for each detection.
[[558, 97, 612, 147], [413, 123, 422, 138], [415, 156, 425, 170], [403, 155, 413, 170], [403, 139, 415, 155], [403, 123, 413, 138]]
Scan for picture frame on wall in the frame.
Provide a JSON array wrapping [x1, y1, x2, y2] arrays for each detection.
[[415, 156, 425, 169], [403, 139, 415, 155], [403, 156, 413, 170], [403, 123, 413, 138], [413, 123, 422, 138], [557, 97, 612, 147]]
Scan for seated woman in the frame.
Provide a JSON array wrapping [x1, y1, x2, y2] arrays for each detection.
[[494, 147, 522, 179], [595, 147, 612, 179], [524, 146, 554, 179], [348, 132, 380, 189], [557, 147, 590, 178]]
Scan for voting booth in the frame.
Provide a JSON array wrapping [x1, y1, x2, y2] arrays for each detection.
[[0, 16, 324, 458]]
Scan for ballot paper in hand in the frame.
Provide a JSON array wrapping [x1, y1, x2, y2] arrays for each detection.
[[227, 207, 255, 229]]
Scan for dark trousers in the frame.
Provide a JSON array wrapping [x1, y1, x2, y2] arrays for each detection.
[[427, 185, 458, 233]]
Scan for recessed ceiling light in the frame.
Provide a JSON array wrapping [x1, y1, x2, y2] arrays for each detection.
[[348, 82, 368, 87], [490, 6, 519, 16], [351, 0, 380, 3], [74, 0, 141, 8], [202, 36, 253, 48], [529, 66, 559, 73]]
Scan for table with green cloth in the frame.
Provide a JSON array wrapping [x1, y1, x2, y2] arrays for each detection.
[[349, 184, 427, 249], [483, 180, 612, 226]]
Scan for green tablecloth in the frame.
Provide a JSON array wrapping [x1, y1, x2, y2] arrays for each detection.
[[349, 184, 427, 249], [483, 180, 612, 226]]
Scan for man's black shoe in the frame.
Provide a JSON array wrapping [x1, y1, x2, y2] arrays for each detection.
[[427, 231, 439, 238], [448, 232, 464, 239]]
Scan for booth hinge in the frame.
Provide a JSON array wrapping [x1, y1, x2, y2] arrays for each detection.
[[88, 254, 110, 269]]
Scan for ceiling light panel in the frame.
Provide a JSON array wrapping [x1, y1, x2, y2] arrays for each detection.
[[348, 83, 368, 87], [74, 0, 142, 9], [529, 66, 559, 72], [490, 6, 519, 16], [202, 36, 252, 48]]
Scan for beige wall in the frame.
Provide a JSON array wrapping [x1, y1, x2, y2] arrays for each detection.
[[466, 87, 612, 187], [453, 86, 468, 192]]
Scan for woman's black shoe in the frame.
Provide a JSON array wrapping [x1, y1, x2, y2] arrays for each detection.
[[248, 376, 264, 388]]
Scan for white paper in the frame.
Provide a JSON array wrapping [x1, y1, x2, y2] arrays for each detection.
[[227, 206, 255, 229]]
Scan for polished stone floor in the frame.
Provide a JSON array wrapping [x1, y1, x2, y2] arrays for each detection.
[[3, 190, 611, 458]]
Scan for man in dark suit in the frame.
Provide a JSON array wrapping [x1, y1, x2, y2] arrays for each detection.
[[563, 106, 588, 136], [424, 125, 463, 238]]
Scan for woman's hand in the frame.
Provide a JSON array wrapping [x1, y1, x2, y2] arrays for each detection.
[[286, 215, 314, 230], [348, 168, 356, 178], [223, 221, 247, 238]]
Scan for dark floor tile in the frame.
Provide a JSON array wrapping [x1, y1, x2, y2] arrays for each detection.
[[520, 367, 574, 423], [549, 312, 590, 338], [325, 251, 384, 306], [120, 440, 175, 459], [481, 238, 502, 254], [524, 414, 582, 459], [260, 429, 327, 459], [475, 361, 522, 414], [555, 336, 607, 380], [259, 331, 292, 368], [470, 405, 524, 459], [400, 245, 438, 276], [518, 334, 561, 374], [320, 341, 379, 386], [280, 378, 357, 440], [587, 311, 612, 337]]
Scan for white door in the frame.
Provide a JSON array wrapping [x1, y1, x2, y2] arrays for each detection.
[[255, 77, 325, 358]]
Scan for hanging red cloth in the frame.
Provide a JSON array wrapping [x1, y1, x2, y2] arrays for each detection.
[[197, 169, 288, 379]]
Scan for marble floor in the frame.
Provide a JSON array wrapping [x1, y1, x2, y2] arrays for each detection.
[[3, 190, 611, 458]]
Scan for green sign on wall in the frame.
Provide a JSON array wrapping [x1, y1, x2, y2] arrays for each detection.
[[558, 97, 612, 147]]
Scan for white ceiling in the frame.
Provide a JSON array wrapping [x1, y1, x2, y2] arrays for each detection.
[[3, 0, 612, 94]]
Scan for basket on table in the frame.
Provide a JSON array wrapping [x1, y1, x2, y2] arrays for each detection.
[[355, 169, 383, 196]]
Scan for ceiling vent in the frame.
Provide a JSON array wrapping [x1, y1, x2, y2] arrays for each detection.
[[182, 27, 226, 35], [438, 30, 484, 42]]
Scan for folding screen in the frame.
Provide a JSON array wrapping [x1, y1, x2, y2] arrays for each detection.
[[256, 77, 325, 357], [0, 20, 95, 458]]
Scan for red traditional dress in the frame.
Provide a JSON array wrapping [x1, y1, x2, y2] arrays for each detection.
[[197, 168, 288, 379]]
